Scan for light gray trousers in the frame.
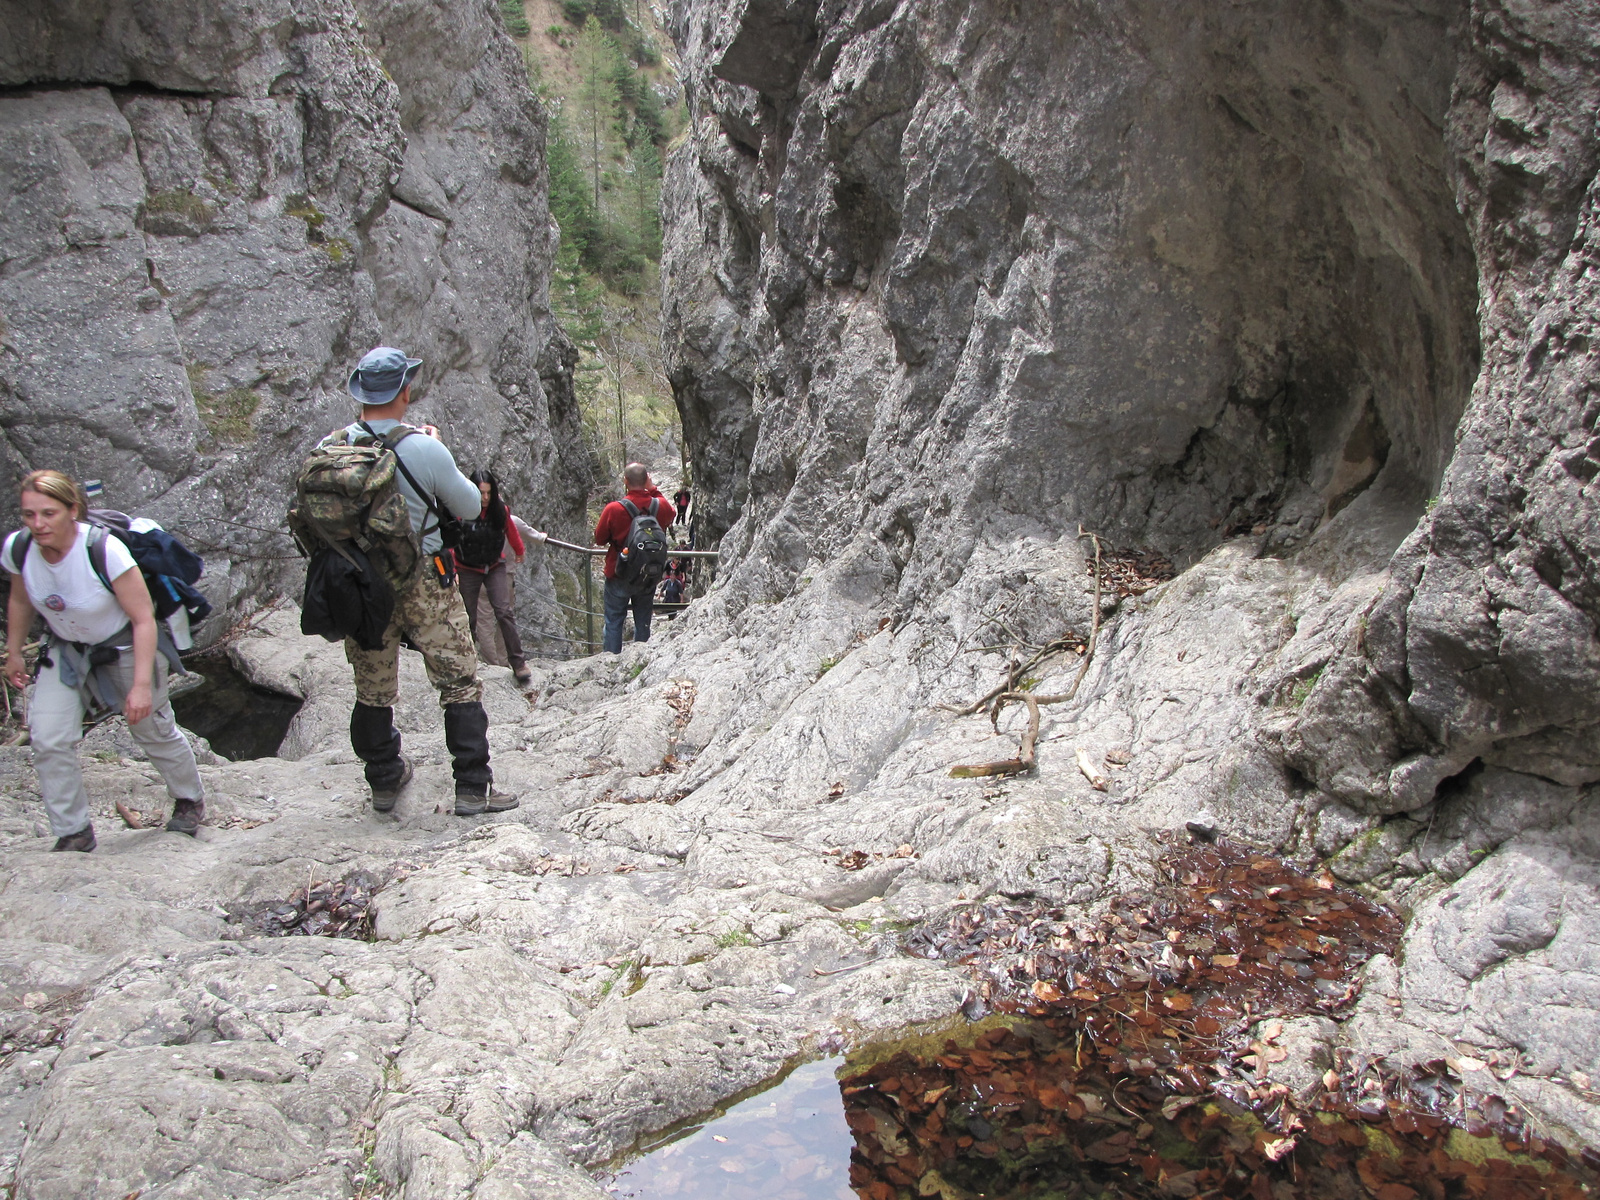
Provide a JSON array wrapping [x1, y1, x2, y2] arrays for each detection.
[[29, 648, 204, 837]]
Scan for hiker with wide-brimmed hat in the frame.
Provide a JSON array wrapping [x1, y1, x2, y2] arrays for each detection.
[[329, 346, 518, 817]]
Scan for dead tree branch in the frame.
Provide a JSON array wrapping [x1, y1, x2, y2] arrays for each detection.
[[950, 692, 1040, 777], [947, 528, 1106, 778]]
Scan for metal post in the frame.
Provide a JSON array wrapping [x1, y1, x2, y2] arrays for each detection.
[[584, 555, 596, 655]]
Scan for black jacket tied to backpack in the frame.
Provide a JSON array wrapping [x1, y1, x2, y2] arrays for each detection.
[[299, 541, 391, 651]]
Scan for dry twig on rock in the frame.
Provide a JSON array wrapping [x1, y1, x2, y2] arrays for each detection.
[[950, 691, 1040, 777], [948, 529, 1105, 779], [1075, 747, 1110, 791]]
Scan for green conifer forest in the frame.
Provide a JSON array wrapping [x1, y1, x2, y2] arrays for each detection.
[[512, 0, 683, 488]]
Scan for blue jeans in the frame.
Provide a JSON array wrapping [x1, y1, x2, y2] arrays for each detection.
[[602, 577, 653, 653]]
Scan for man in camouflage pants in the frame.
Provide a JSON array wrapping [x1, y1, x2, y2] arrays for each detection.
[[340, 347, 517, 817]]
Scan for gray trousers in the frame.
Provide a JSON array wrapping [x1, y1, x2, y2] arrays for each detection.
[[458, 562, 526, 671], [29, 648, 204, 837]]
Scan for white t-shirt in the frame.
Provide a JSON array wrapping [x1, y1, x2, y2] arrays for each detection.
[[3, 524, 138, 644]]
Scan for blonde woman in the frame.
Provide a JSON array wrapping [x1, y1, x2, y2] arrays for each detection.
[[2, 471, 204, 851]]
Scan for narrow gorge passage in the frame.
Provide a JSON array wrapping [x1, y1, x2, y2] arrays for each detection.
[[1, 0, 1599, 1198]]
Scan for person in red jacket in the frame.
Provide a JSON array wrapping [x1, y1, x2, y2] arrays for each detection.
[[593, 463, 675, 653]]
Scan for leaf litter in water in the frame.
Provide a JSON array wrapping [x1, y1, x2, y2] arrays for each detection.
[[602, 838, 1597, 1199], [841, 836, 1594, 1198]]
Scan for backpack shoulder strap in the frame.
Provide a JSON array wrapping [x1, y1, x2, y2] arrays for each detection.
[[4, 530, 31, 575], [620, 498, 641, 519], [366, 422, 419, 452], [648, 498, 660, 519], [85, 526, 114, 594], [356, 420, 419, 453], [361, 421, 444, 532]]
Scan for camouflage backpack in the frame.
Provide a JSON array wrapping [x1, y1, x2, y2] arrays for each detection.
[[288, 426, 422, 590]]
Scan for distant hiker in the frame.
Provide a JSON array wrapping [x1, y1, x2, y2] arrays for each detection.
[[594, 463, 675, 653], [323, 346, 517, 817], [671, 486, 691, 531], [454, 469, 547, 686], [2, 470, 205, 851], [659, 574, 684, 605]]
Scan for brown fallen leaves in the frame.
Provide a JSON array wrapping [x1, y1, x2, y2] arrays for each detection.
[[1096, 545, 1177, 598], [226, 868, 390, 940], [849, 837, 1595, 1199], [909, 837, 1402, 1043], [828, 844, 917, 872]]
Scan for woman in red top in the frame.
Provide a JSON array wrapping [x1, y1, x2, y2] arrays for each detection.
[[453, 471, 541, 685]]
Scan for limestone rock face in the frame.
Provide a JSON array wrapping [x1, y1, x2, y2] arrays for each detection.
[[663, 0, 1479, 596], [0, 0, 591, 638], [660, 0, 1600, 1149], [1277, 0, 1600, 811]]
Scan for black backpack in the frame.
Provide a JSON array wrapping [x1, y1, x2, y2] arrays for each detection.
[[616, 498, 669, 594], [5, 511, 211, 625], [453, 517, 505, 568]]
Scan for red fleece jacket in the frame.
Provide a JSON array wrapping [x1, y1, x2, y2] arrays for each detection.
[[594, 488, 675, 579]]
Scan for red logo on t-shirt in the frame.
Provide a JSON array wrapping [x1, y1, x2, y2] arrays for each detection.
[[44, 594, 65, 612]]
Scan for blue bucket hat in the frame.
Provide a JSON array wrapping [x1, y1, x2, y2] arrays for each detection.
[[348, 346, 423, 406]]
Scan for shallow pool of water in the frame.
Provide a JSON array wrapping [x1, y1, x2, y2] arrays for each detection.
[[605, 1057, 854, 1199], [602, 840, 1595, 1199], [606, 1019, 1590, 1200]]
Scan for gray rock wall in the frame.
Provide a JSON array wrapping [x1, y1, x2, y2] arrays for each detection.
[[664, 0, 1481, 604], [0, 0, 592, 639], [661, 0, 1600, 1147], [1279, 0, 1600, 811]]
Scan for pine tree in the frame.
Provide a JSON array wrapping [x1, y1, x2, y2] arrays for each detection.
[[571, 18, 624, 215], [546, 109, 600, 268], [624, 137, 662, 272]]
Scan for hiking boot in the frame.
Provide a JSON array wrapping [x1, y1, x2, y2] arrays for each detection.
[[485, 787, 520, 813], [454, 787, 518, 816], [371, 757, 413, 813], [52, 825, 96, 853], [166, 798, 204, 836], [513, 667, 533, 686]]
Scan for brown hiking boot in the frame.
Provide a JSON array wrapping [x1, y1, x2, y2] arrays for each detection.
[[455, 787, 519, 816], [485, 786, 520, 813], [52, 825, 96, 852], [166, 799, 204, 836], [513, 666, 532, 686], [371, 757, 413, 813]]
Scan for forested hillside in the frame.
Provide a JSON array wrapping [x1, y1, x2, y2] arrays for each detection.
[[505, 0, 685, 487]]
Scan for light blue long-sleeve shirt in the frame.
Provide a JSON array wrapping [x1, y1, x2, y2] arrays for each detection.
[[341, 419, 481, 555]]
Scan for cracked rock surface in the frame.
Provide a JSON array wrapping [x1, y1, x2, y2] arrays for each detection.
[[2, 547, 1598, 1197]]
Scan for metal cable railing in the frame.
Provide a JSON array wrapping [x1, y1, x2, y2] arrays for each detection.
[[141, 508, 719, 660], [538, 535, 717, 656]]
